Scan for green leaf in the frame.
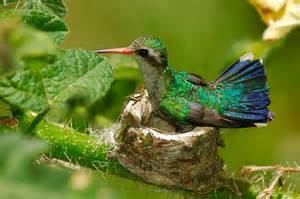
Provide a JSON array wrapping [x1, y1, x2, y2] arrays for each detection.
[[0, 49, 113, 113], [40, 0, 67, 18], [48, 31, 68, 44], [22, 9, 68, 44], [42, 49, 113, 106], [0, 69, 49, 113], [22, 0, 68, 44], [25, 0, 67, 18], [22, 9, 67, 32], [1, 0, 68, 44]]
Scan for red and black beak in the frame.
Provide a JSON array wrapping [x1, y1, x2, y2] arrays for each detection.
[[94, 47, 134, 55]]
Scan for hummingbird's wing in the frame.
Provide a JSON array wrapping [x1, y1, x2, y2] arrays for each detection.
[[159, 96, 243, 127], [185, 73, 209, 86], [160, 70, 237, 127]]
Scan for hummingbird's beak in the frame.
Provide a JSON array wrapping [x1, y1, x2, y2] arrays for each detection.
[[93, 47, 134, 55]]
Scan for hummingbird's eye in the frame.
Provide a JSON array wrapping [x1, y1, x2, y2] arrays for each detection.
[[137, 49, 149, 57]]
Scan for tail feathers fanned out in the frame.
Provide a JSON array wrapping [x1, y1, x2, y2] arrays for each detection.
[[215, 53, 274, 127]]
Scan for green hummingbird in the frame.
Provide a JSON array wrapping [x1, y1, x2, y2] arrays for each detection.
[[95, 36, 274, 131]]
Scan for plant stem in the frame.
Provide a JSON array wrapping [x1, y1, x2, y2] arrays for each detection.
[[34, 120, 135, 178], [18, 112, 135, 178]]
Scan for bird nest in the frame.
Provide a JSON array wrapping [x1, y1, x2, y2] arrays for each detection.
[[108, 89, 225, 192]]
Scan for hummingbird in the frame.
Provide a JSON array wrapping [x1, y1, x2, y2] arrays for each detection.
[[95, 36, 274, 131]]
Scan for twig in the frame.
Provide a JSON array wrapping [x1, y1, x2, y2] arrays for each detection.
[[240, 165, 300, 199], [38, 156, 81, 170]]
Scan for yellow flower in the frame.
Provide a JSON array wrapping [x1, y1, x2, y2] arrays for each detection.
[[249, 0, 300, 40]]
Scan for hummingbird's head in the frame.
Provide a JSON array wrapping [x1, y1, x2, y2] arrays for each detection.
[[95, 37, 169, 103], [95, 36, 168, 67], [130, 36, 168, 67]]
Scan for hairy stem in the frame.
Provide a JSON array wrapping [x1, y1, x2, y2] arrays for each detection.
[[20, 112, 135, 178], [36, 120, 134, 177]]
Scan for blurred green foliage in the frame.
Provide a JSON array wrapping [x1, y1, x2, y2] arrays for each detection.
[[0, 133, 79, 199], [1, 0, 300, 198], [0, 132, 193, 199]]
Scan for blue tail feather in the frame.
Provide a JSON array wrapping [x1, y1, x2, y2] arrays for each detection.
[[223, 109, 269, 123], [229, 60, 262, 82], [215, 54, 273, 126], [242, 91, 269, 101], [217, 60, 261, 83], [228, 99, 270, 111], [215, 60, 252, 83], [240, 91, 271, 109]]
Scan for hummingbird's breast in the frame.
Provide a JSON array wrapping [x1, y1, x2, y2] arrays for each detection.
[[135, 57, 168, 108]]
